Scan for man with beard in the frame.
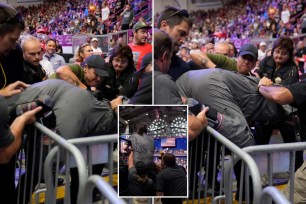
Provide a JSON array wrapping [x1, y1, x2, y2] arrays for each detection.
[[128, 21, 152, 71], [157, 6, 193, 81], [21, 35, 47, 83]]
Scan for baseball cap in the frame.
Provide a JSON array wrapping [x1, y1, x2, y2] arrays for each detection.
[[135, 53, 152, 77], [84, 55, 109, 77], [239, 44, 258, 59], [260, 42, 267, 47], [91, 37, 99, 42], [133, 21, 152, 31]]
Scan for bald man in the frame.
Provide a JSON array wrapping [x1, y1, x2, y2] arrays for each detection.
[[214, 41, 231, 56], [21, 35, 47, 83]]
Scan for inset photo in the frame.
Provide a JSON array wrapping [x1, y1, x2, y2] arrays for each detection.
[[118, 105, 188, 198]]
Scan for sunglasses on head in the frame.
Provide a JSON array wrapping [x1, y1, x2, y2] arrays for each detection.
[[164, 9, 189, 21], [0, 12, 23, 25], [80, 43, 90, 48]]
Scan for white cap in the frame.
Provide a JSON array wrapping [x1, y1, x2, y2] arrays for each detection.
[[260, 42, 266, 47], [91, 38, 99, 42]]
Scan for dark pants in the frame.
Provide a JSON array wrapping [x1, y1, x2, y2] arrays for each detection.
[[0, 156, 17, 204], [254, 120, 303, 170], [70, 164, 105, 204], [189, 132, 221, 197]]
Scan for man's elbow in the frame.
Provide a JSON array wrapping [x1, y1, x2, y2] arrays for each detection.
[[270, 89, 293, 105]]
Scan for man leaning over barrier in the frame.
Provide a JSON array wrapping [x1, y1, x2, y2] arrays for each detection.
[[6, 79, 119, 139], [5, 79, 120, 204], [176, 68, 295, 200]]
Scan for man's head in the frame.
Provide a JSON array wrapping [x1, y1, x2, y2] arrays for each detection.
[[162, 153, 176, 168], [45, 38, 57, 56], [83, 55, 109, 87], [132, 21, 151, 45], [137, 122, 148, 135], [21, 35, 42, 67], [0, 3, 25, 58], [154, 29, 173, 74], [214, 42, 230, 56], [236, 44, 258, 75], [91, 37, 99, 48], [157, 6, 192, 54], [259, 42, 267, 52]]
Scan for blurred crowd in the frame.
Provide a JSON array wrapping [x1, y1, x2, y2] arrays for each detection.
[[155, 0, 305, 46], [16, 0, 149, 36]]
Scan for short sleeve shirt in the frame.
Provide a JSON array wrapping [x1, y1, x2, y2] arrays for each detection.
[[0, 96, 14, 148], [287, 79, 306, 107], [156, 166, 187, 196]]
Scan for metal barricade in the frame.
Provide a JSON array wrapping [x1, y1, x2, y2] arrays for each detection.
[[243, 142, 306, 203], [260, 186, 290, 204], [15, 123, 122, 204], [84, 175, 125, 204], [188, 126, 262, 204], [68, 134, 118, 202], [14, 122, 87, 204]]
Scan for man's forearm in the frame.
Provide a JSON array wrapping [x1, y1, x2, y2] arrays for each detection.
[[259, 85, 294, 104], [0, 116, 26, 163]]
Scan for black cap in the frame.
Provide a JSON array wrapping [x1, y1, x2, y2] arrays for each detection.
[[135, 53, 152, 77], [84, 55, 109, 77], [0, 3, 18, 23], [239, 44, 258, 59]]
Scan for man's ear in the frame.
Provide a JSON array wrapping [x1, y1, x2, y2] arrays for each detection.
[[161, 51, 168, 63], [159, 20, 169, 32]]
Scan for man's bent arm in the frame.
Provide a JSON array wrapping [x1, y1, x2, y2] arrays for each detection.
[[259, 85, 294, 105]]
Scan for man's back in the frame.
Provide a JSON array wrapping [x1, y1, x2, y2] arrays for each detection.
[[156, 165, 187, 196], [129, 133, 154, 165], [6, 79, 116, 139], [176, 69, 287, 147]]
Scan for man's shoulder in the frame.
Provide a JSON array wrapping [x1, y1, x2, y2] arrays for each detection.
[[154, 71, 173, 81]]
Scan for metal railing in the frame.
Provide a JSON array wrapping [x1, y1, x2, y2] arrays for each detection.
[[188, 126, 262, 204], [260, 186, 290, 204], [84, 175, 125, 204], [35, 122, 87, 204], [243, 142, 306, 203], [15, 123, 122, 204]]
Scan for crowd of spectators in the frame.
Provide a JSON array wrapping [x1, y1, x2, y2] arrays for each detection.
[[155, 0, 305, 47], [16, 0, 149, 36]]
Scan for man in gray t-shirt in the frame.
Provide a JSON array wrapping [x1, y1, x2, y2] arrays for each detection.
[[129, 123, 154, 165], [176, 68, 288, 148], [6, 79, 117, 139]]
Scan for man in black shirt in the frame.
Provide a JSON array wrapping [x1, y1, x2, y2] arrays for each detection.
[[21, 35, 46, 83], [156, 153, 187, 196]]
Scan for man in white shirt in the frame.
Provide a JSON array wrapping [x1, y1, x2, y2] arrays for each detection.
[[281, 5, 290, 24], [91, 38, 103, 56], [101, 2, 110, 23], [43, 39, 66, 70], [258, 42, 267, 61]]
